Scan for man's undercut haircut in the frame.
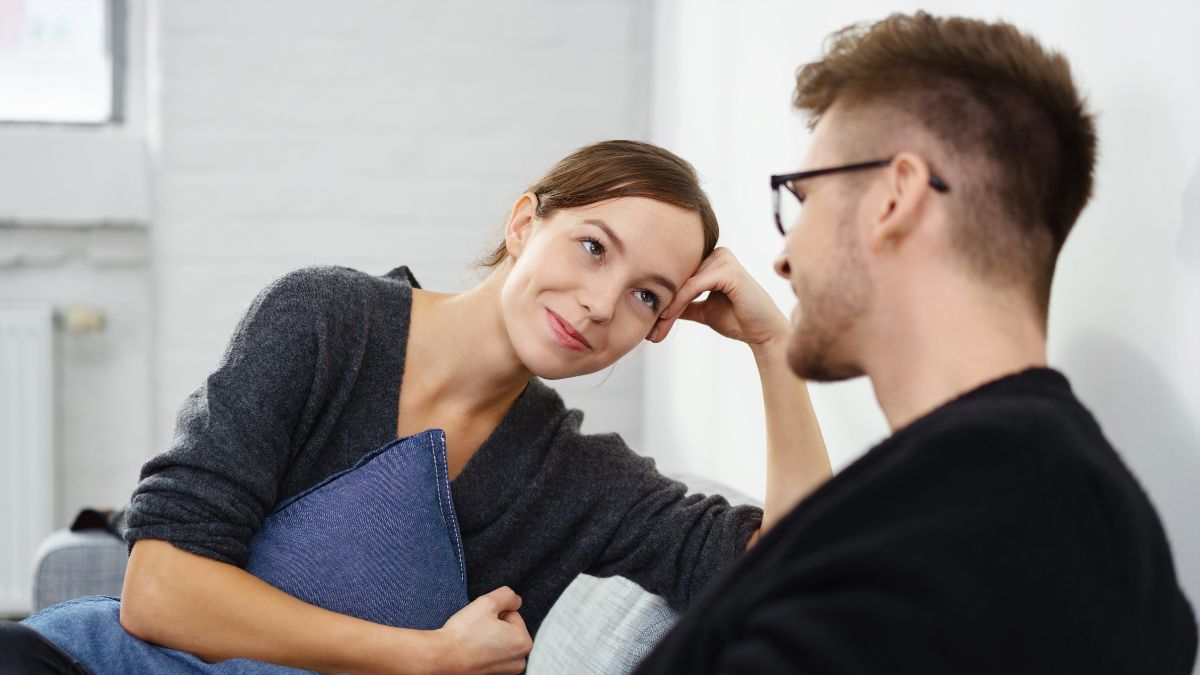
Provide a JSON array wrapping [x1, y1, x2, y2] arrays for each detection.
[[793, 11, 1097, 317]]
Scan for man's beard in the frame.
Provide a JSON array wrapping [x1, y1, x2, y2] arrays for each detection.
[[786, 214, 871, 383]]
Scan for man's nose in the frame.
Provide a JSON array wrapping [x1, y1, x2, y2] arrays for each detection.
[[774, 250, 791, 279]]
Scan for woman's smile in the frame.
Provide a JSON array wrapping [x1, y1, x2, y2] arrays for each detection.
[[545, 308, 593, 352]]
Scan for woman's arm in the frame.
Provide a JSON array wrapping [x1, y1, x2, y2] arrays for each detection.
[[747, 337, 829, 545], [121, 540, 532, 675], [651, 247, 831, 544]]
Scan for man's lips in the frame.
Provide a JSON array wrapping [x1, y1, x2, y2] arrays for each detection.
[[545, 309, 592, 351]]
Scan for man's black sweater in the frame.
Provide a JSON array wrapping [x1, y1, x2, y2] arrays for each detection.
[[636, 368, 1197, 674]]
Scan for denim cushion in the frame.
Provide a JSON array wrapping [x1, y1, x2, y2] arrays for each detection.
[[246, 428, 468, 629], [23, 429, 468, 674]]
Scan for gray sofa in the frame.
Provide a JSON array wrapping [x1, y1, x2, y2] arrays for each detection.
[[32, 476, 757, 674]]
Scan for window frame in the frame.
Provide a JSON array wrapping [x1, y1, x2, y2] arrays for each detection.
[[0, 0, 149, 228]]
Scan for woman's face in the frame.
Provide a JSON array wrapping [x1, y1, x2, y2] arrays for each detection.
[[500, 196, 706, 380]]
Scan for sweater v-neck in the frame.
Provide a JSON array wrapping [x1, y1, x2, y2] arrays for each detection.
[[380, 265, 570, 534]]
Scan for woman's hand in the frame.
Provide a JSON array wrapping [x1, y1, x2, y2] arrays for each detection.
[[648, 247, 789, 353], [430, 587, 532, 675], [646, 247, 832, 540]]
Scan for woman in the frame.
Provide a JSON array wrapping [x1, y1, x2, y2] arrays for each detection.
[[2, 140, 830, 674]]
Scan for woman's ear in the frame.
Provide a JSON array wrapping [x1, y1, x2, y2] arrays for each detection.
[[504, 193, 539, 259], [868, 152, 933, 253]]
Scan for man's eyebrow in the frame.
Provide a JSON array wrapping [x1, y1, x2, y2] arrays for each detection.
[[584, 218, 678, 297]]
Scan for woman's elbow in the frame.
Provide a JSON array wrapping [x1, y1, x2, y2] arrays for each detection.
[[119, 540, 176, 641]]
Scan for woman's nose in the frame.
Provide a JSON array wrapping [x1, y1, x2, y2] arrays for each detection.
[[580, 285, 618, 324]]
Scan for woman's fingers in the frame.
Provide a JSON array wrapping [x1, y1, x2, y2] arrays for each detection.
[[481, 586, 522, 613], [647, 247, 787, 346], [500, 609, 527, 632], [663, 248, 734, 317], [648, 249, 734, 342], [438, 587, 531, 673]]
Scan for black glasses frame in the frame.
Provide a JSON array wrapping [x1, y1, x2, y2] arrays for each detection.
[[770, 158, 950, 235]]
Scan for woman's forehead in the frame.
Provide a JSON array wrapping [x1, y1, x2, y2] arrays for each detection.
[[570, 197, 705, 278]]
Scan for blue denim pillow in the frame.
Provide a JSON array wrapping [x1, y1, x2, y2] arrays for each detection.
[[23, 429, 468, 673], [246, 428, 469, 629]]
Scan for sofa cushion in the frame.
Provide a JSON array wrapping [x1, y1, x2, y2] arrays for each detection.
[[527, 472, 763, 674], [527, 574, 679, 674]]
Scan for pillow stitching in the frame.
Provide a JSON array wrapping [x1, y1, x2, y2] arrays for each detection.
[[430, 430, 468, 587], [270, 438, 400, 515]]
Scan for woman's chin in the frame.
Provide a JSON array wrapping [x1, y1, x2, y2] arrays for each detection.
[[520, 349, 613, 381], [526, 361, 597, 381]]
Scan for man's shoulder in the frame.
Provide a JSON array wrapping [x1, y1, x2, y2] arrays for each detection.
[[892, 379, 1115, 476], [787, 384, 1129, 541]]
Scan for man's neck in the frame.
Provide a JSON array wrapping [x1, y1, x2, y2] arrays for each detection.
[[862, 289, 1048, 432]]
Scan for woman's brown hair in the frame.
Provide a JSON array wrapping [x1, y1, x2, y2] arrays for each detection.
[[480, 140, 719, 267]]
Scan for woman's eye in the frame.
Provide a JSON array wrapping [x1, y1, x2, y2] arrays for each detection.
[[635, 289, 660, 310], [582, 238, 605, 258]]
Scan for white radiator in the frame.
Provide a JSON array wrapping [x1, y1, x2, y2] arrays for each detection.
[[0, 303, 56, 616]]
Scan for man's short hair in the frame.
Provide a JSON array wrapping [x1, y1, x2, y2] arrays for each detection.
[[794, 12, 1097, 317]]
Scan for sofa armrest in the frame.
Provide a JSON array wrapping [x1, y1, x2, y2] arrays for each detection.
[[528, 574, 678, 675], [528, 473, 762, 674], [33, 529, 128, 611]]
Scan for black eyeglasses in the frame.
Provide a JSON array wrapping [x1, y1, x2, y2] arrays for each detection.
[[770, 158, 950, 235]]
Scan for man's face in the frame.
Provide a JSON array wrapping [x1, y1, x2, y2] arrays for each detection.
[[774, 109, 873, 382]]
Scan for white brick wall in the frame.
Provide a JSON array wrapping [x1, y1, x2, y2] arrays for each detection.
[[152, 0, 654, 454], [0, 226, 153, 526]]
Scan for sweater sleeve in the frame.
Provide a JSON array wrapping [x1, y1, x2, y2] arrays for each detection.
[[123, 268, 340, 566], [583, 444, 763, 612]]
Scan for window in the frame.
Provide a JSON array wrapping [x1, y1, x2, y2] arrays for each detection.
[[0, 0, 124, 124], [0, 0, 145, 227]]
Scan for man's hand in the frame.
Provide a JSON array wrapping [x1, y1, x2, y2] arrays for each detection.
[[430, 587, 532, 675]]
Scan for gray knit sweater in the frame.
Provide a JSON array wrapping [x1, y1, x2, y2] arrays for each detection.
[[124, 265, 763, 636]]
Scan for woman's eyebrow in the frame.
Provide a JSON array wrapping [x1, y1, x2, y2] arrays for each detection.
[[583, 218, 678, 296], [584, 218, 625, 254], [646, 273, 678, 297]]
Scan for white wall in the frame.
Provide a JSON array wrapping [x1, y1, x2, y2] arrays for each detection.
[[0, 0, 153, 528], [0, 227, 153, 526], [645, 0, 1200, 654], [0, 1, 654, 540], [151, 1, 656, 454]]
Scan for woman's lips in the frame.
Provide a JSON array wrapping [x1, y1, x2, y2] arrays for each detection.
[[545, 309, 592, 352]]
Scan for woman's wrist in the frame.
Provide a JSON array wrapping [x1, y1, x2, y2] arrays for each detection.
[[749, 333, 789, 367], [353, 625, 449, 675]]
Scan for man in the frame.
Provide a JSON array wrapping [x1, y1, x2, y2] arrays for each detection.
[[637, 11, 1197, 674]]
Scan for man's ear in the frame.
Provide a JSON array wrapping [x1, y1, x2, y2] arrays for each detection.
[[504, 193, 539, 260], [869, 152, 935, 252]]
